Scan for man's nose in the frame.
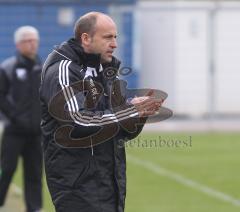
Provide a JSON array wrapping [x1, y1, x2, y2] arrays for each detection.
[[111, 39, 117, 48]]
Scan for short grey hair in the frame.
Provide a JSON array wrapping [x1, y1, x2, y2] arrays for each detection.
[[14, 25, 39, 44]]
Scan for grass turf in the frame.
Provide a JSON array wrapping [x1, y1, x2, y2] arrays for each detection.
[[11, 132, 240, 212]]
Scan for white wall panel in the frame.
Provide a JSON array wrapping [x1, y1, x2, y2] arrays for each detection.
[[215, 11, 240, 113]]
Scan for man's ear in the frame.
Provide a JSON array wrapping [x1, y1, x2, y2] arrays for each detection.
[[81, 33, 91, 46]]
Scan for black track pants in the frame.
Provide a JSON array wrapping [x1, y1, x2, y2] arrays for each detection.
[[0, 131, 43, 212]]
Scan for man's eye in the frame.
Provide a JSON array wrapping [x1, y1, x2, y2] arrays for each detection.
[[104, 35, 113, 39]]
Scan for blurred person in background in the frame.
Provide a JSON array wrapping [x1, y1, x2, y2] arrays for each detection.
[[0, 26, 43, 212], [40, 12, 162, 212]]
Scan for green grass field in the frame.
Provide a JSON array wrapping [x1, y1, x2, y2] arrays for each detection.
[[12, 132, 240, 212]]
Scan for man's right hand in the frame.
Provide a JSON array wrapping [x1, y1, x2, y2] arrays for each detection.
[[130, 90, 163, 117]]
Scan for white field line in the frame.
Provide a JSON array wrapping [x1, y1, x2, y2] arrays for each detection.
[[127, 154, 240, 207]]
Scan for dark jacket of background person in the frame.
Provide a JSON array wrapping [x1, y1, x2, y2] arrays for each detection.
[[0, 49, 43, 212], [40, 38, 145, 212], [0, 53, 42, 135]]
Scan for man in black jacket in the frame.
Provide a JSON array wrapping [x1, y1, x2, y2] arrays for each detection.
[[40, 12, 162, 212], [0, 26, 42, 212]]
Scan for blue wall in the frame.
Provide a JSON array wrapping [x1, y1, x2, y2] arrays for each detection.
[[121, 11, 138, 88], [0, 4, 106, 61], [0, 2, 137, 87]]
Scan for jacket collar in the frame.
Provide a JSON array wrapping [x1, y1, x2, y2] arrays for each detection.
[[55, 38, 101, 68], [17, 52, 41, 70]]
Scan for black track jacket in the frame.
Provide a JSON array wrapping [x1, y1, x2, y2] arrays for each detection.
[[39, 38, 145, 212], [0, 53, 42, 135]]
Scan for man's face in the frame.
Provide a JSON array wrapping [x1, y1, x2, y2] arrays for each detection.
[[88, 17, 117, 63], [16, 32, 39, 59]]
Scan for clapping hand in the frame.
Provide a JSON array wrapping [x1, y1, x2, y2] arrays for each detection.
[[130, 90, 163, 117]]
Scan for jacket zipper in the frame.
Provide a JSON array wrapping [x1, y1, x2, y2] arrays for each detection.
[[91, 137, 94, 156]]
